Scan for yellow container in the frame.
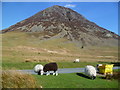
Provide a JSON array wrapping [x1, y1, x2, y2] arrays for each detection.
[[98, 64, 114, 75]]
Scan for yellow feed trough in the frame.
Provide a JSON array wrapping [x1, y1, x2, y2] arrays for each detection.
[[98, 64, 114, 75]]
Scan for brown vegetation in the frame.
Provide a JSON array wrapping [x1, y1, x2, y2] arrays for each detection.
[[112, 72, 120, 80], [2, 70, 42, 88], [105, 72, 120, 80]]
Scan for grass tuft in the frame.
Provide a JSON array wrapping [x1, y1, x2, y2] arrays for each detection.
[[2, 70, 42, 88]]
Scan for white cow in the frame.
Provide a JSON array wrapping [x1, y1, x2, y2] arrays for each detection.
[[74, 59, 80, 63], [84, 65, 97, 80], [34, 64, 44, 75]]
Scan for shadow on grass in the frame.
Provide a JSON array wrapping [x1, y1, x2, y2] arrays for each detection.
[[98, 61, 120, 66], [110, 62, 120, 66], [98, 76, 106, 79], [76, 73, 91, 79]]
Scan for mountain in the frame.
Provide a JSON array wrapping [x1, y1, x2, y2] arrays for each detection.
[[2, 5, 119, 47]]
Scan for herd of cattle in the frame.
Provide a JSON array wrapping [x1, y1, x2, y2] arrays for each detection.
[[34, 59, 97, 80]]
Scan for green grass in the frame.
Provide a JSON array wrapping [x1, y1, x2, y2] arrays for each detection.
[[2, 55, 117, 70], [2, 61, 100, 70], [113, 69, 120, 72], [33, 73, 118, 88]]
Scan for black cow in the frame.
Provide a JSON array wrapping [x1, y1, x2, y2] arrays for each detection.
[[43, 62, 58, 76]]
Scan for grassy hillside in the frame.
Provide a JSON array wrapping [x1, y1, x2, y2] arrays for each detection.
[[2, 31, 119, 69], [2, 31, 119, 88]]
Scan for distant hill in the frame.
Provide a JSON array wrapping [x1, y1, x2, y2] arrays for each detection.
[[2, 5, 119, 47]]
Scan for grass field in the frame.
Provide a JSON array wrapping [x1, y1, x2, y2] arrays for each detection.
[[2, 31, 119, 70], [1, 31, 119, 88], [33, 73, 118, 88], [2, 61, 114, 70], [2, 70, 119, 88]]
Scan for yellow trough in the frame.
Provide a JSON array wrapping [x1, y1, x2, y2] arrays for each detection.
[[98, 64, 114, 75]]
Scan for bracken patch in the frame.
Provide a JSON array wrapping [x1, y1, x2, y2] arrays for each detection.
[[2, 70, 42, 88]]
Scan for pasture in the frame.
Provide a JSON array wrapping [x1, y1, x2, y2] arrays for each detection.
[[3, 60, 116, 70], [33, 73, 118, 88], [1, 31, 119, 88], [2, 69, 119, 88], [2, 31, 118, 64], [2, 61, 99, 70], [2, 31, 119, 70]]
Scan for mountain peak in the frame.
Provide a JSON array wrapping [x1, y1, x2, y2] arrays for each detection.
[[2, 5, 119, 47], [52, 5, 62, 7], [50, 5, 67, 9]]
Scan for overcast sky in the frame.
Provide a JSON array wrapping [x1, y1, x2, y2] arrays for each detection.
[[2, 2, 118, 34]]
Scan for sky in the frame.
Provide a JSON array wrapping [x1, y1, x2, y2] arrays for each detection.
[[1, 2, 118, 34]]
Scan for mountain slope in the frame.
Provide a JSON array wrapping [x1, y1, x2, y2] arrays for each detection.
[[2, 5, 119, 47]]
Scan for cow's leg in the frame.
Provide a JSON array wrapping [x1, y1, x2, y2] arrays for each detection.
[[55, 71, 58, 76], [38, 71, 40, 75], [38, 70, 42, 75], [46, 71, 50, 76], [53, 71, 55, 75], [44, 72, 47, 75], [41, 70, 44, 75]]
